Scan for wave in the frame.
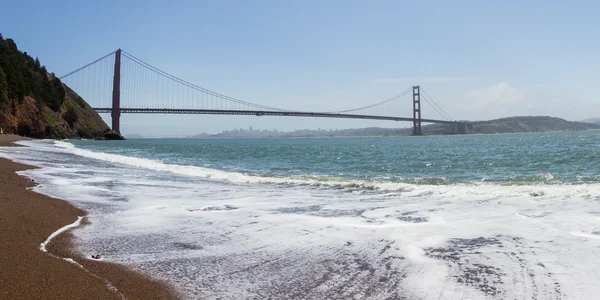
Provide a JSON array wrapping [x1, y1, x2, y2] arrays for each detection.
[[51, 140, 413, 192], [45, 140, 600, 198]]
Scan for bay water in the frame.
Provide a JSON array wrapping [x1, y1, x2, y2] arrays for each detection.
[[2, 131, 600, 299]]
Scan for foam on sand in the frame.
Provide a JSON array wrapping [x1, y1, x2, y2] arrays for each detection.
[[36, 215, 125, 299], [39, 216, 83, 252]]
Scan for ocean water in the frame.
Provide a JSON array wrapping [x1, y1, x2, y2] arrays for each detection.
[[2, 131, 600, 299]]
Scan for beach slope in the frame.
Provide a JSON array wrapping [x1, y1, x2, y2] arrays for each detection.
[[0, 135, 179, 299]]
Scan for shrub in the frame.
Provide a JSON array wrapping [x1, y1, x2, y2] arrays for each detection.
[[63, 105, 79, 127], [75, 96, 86, 108]]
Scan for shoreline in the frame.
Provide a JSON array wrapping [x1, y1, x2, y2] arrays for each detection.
[[0, 135, 180, 299]]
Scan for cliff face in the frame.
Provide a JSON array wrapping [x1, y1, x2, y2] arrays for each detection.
[[0, 34, 111, 139], [0, 85, 109, 139]]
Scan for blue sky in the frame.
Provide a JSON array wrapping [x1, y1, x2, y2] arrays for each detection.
[[1, 0, 599, 136]]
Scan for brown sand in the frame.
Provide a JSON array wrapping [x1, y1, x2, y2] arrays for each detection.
[[0, 135, 181, 299]]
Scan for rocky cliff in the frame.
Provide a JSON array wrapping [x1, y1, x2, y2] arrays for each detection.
[[0, 34, 113, 139], [0, 82, 111, 139]]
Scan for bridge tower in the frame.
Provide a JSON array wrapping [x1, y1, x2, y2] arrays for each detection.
[[412, 85, 422, 136], [111, 49, 122, 134]]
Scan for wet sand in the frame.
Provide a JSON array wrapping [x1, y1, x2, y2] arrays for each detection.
[[0, 135, 180, 299]]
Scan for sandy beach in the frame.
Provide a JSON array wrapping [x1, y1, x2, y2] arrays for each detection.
[[0, 135, 180, 299]]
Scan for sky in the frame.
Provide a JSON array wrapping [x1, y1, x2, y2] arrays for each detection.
[[1, 0, 599, 136]]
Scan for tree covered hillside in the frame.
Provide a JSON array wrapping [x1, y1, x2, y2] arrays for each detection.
[[0, 34, 65, 110], [0, 33, 111, 139]]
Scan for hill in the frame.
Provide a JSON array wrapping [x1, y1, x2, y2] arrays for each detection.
[[471, 116, 600, 134], [581, 118, 600, 125], [421, 116, 600, 135], [0, 34, 112, 139], [190, 127, 405, 138], [192, 116, 600, 138]]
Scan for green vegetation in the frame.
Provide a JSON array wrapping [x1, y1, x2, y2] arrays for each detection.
[[0, 33, 65, 110], [43, 108, 59, 126], [63, 105, 79, 127], [471, 116, 600, 134], [420, 116, 600, 135], [75, 96, 86, 108], [0, 66, 7, 104], [0, 34, 110, 139]]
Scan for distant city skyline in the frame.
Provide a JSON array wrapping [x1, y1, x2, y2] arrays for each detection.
[[1, 0, 599, 136]]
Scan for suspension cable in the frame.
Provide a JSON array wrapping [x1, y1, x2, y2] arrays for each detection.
[[59, 49, 422, 116], [420, 88, 452, 121], [59, 50, 117, 80], [121, 51, 290, 112], [323, 87, 413, 114]]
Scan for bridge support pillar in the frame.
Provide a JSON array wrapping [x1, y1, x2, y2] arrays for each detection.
[[412, 86, 422, 136], [111, 49, 122, 134]]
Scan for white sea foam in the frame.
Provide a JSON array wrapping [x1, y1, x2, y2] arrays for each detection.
[[51, 140, 416, 192], [40, 216, 83, 252], [35, 214, 125, 299], [3, 139, 600, 299], [46, 140, 600, 200]]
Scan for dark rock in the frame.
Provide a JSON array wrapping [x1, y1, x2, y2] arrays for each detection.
[[91, 254, 101, 259], [201, 205, 238, 211], [104, 130, 125, 140], [172, 242, 203, 250], [398, 216, 428, 223]]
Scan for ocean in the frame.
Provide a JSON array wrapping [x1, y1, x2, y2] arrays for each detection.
[[2, 131, 600, 299]]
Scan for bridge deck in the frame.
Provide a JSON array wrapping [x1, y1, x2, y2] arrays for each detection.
[[93, 108, 455, 124]]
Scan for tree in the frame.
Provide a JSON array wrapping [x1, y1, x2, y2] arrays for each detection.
[[34, 57, 40, 72], [0, 34, 65, 109], [63, 105, 79, 127], [0, 67, 7, 103], [0, 67, 8, 109]]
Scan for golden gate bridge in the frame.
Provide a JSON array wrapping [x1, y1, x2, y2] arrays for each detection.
[[60, 49, 470, 135]]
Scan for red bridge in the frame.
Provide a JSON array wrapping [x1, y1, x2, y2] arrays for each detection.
[[61, 49, 470, 135]]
